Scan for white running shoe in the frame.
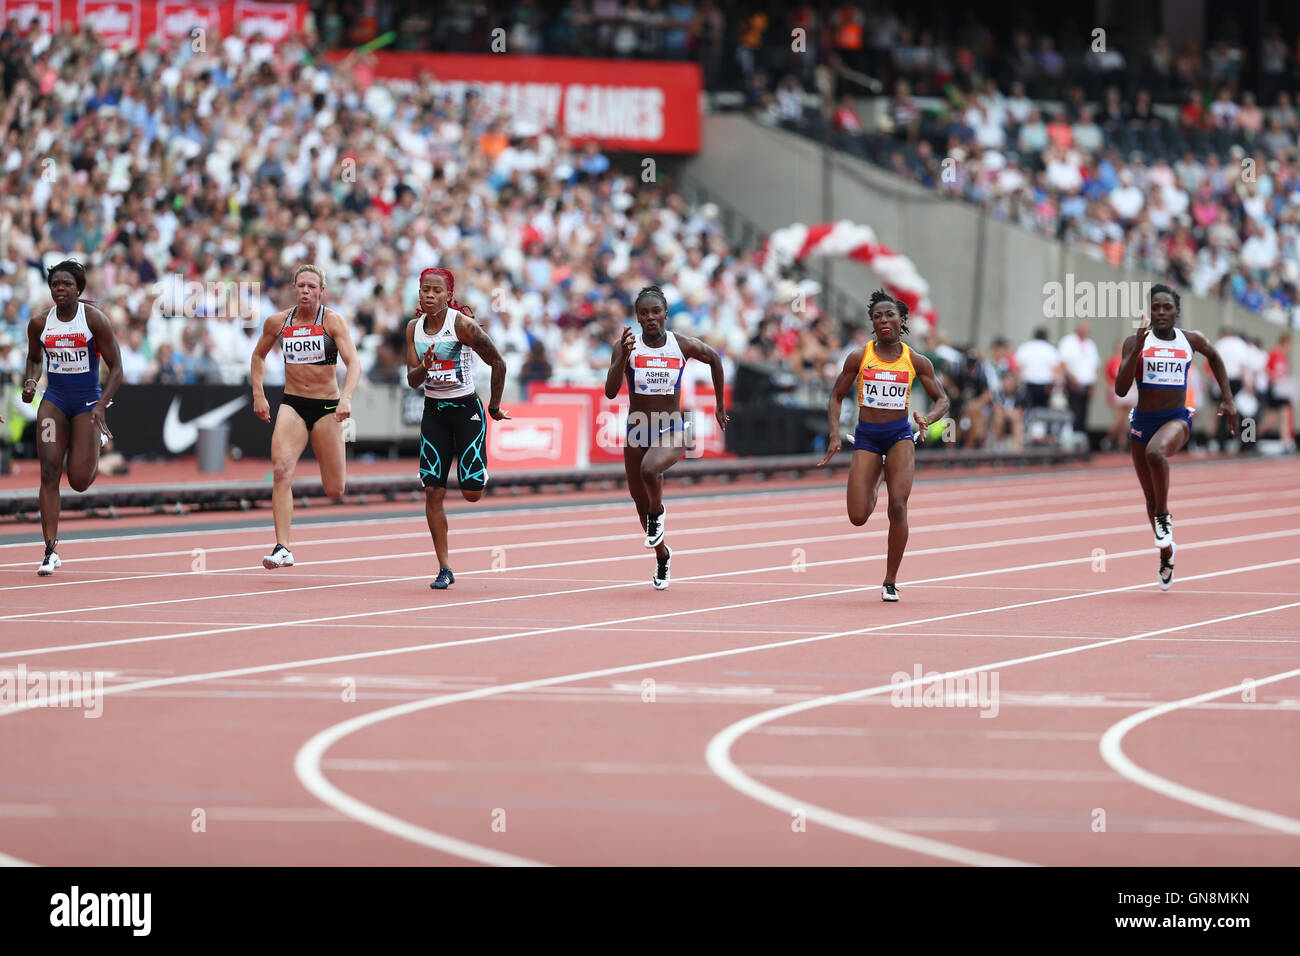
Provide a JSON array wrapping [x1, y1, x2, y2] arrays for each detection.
[[652, 547, 671, 590], [644, 506, 666, 549], [1158, 542, 1176, 592], [37, 549, 60, 576], [881, 583, 900, 602], [1153, 513, 1174, 549], [262, 545, 295, 569]]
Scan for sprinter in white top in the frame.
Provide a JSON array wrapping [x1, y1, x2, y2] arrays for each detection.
[[405, 267, 510, 591], [1114, 283, 1236, 590], [605, 285, 729, 590]]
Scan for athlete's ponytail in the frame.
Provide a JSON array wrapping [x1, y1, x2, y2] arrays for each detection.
[[418, 267, 474, 319]]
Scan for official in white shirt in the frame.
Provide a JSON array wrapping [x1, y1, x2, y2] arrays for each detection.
[[1058, 319, 1101, 434]]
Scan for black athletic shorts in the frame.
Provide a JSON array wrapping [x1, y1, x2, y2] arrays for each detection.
[[419, 394, 489, 490], [281, 393, 338, 430]]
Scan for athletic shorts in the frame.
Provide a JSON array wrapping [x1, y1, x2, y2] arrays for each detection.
[[853, 417, 915, 457], [626, 412, 694, 450], [281, 393, 339, 430], [43, 384, 100, 419], [420, 394, 488, 490], [1128, 406, 1192, 444]]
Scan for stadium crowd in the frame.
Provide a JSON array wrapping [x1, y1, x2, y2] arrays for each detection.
[[0, 10, 1294, 456]]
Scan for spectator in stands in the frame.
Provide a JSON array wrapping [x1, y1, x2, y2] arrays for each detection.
[[1057, 319, 1100, 436], [1014, 327, 1061, 410]]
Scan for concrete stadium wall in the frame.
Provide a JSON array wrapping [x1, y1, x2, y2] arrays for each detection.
[[682, 114, 1298, 430]]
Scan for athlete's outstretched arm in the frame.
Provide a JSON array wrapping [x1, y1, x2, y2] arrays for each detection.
[[457, 315, 511, 420], [18, 317, 45, 413], [405, 318, 436, 390], [676, 333, 730, 430], [819, 348, 864, 467], [250, 313, 283, 423], [325, 310, 362, 422], [85, 305, 122, 439], [1115, 317, 1146, 396], [605, 326, 634, 399], [911, 351, 950, 443], [1187, 330, 1238, 435]]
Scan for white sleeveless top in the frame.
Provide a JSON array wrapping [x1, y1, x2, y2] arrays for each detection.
[[41, 302, 98, 379], [626, 331, 687, 395], [413, 308, 476, 399], [1138, 327, 1194, 391]]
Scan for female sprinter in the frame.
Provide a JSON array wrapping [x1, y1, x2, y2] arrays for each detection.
[[250, 264, 361, 569], [13, 260, 122, 575], [605, 285, 729, 590], [817, 290, 949, 601], [406, 267, 510, 590], [1114, 284, 1236, 590]]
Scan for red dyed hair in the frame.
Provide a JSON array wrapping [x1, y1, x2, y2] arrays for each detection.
[[417, 267, 475, 318]]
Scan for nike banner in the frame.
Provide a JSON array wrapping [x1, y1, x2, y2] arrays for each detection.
[[108, 384, 279, 458]]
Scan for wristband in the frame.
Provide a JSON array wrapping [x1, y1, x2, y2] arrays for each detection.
[[489, 406, 502, 416]]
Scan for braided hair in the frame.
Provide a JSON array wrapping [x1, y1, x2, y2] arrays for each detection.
[[418, 267, 475, 319], [867, 288, 909, 336]]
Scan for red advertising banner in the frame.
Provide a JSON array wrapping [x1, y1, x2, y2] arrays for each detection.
[[0, 0, 307, 47], [326, 52, 702, 154], [487, 402, 585, 473], [528, 384, 732, 462]]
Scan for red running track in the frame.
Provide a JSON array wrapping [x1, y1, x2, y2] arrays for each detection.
[[0, 457, 1298, 866]]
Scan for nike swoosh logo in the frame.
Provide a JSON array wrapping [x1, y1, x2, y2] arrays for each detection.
[[84, 400, 96, 407], [162, 395, 250, 453], [324, 405, 338, 411]]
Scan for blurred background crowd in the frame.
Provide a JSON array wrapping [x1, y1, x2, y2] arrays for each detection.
[[0, 2, 1295, 452]]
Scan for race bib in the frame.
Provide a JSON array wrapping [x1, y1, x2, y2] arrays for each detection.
[[633, 354, 682, 394], [283, 325, 326, 364], [860, 367, 909, 409], [425, 358, 458, 385], [1141, 346, 1189, 387], [45, 333, 91, 374]]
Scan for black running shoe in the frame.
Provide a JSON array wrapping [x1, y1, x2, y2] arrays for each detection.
[[652, 547, 671, 590], [430, 567, 455, 590]]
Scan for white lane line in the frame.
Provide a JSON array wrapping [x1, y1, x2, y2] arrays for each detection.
[[0, 461, 1191, 555], [0, 493, 855, 568], [1, 554, 1292, 866], [3, 486, 1295, 625], [0, 850, 37, 866], [4, 523, 1296, 661], [1099, 666, 1300, 835], [293, 558, 1300, 870], [5, 475, 1287, 579], [704, 600, 1300, 867]]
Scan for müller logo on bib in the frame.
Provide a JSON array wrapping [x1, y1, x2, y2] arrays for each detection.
[[635, 356, 682, 369]]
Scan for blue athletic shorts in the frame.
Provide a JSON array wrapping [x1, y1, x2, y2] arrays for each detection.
[[1129, 406, 1191, 444], [853, 417, 914, 456], [43, 385, 101, 419]]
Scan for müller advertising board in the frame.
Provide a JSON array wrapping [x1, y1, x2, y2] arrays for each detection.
[[0, 0, 307, 47]]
